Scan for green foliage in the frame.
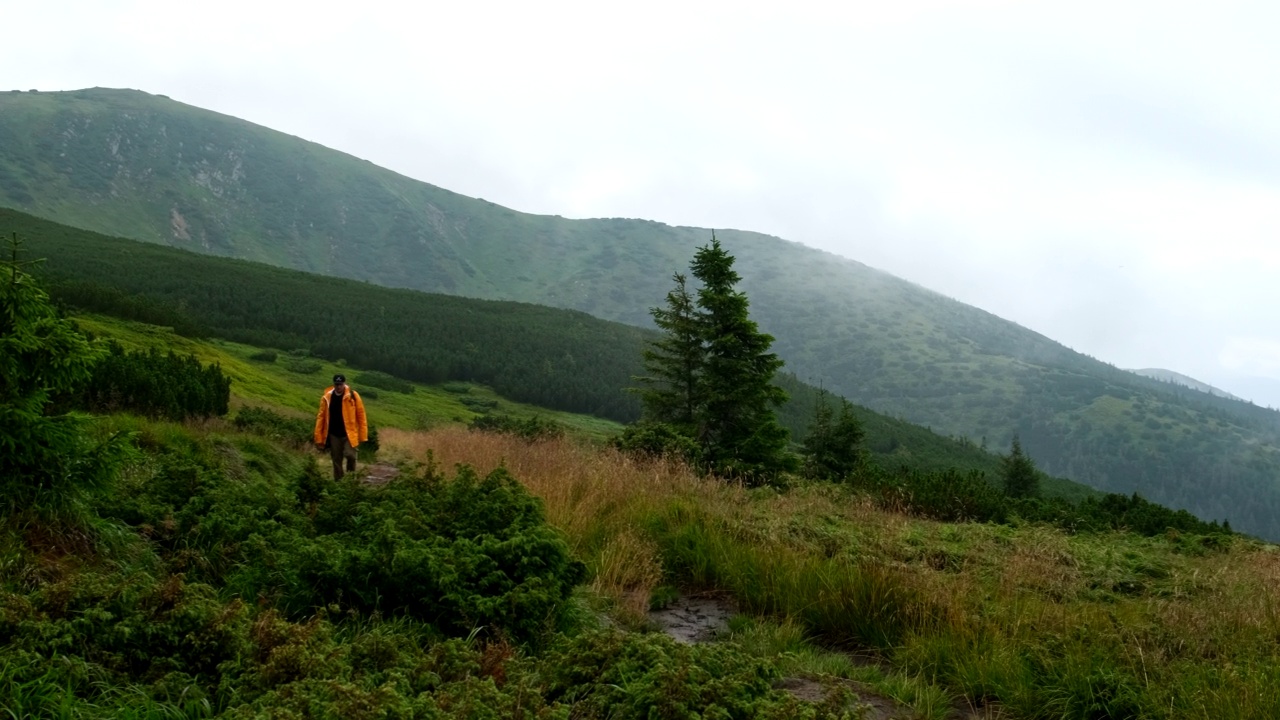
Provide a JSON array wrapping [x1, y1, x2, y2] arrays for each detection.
[[1001, 435, 1041, 499], [46, 277, 209, 337], [844, 463, 1230, 537], [469, 413, 566, 442], [248, 349, 277, 362], [92, 425, 584, 646], [283, 357, 322, 374], [0, 241, 127, 512], [852, 465, 1008, 524], [542, 630, 856, 719], [296, 464, 585, 641], [633, 239, 793, 482], [459, 395, 499, 411], [68, 340, 231, 420], [691, 237, 793, 480], [634, 272, 702, 434], [802, 390, 866, 480], [232, 406, 312, 447], [355, 369, 414, 394], [609, 422, 702, 464]]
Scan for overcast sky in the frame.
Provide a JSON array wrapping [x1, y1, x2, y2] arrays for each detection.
[[7, 0, 1280, 407]]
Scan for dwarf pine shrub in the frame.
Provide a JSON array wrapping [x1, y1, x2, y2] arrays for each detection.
[[0, 249, 130, 514]]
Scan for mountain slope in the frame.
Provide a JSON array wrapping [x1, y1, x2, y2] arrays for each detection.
[[1130, 368, 1245, 402], [2, 88, 1278, 536], [8, 207, 1090, 498]]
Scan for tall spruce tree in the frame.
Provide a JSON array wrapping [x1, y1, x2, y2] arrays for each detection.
[[625, 237, 792, 479], [689, 237, 791, 479]]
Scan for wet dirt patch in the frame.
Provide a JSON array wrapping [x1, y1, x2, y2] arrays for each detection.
[[774, 677, 907, 720], [360, 463, 401, 486], [648, 594, 735, 644]]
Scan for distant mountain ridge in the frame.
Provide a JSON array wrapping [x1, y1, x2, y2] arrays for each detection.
[[1129, 368, 1245, 402], [3, 87, 1280, 538]]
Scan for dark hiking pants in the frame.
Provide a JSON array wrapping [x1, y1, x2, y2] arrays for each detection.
[[328, 434, 357, 480]]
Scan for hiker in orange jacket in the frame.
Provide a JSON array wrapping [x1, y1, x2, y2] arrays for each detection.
[[314, 374, 368, 479]]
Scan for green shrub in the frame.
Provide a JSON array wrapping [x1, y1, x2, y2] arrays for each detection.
[[355, 370, 414, 394], [357, 426, 379, 461], [67, 341, 232, 421], [441, 381, 471, 394], [294, 464, 584, 642], [854, 465, 1007, 524], [233, 406, 312, 447], [248, 349, 277, 362], [97, 431, 583, 646], [283, 358, 322, 375], [0, 254, 130, 512], [609, 422, 701, 464], [460, 396, 499, 410], [469, 413, 565, 441], [542, 630, 847, 719]]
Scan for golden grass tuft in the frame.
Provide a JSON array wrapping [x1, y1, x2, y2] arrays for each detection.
[[589, 528, 665, 620], [381, 426, 707, 539]]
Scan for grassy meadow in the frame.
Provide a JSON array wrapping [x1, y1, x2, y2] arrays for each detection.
[[382, 427, 1280, 719]]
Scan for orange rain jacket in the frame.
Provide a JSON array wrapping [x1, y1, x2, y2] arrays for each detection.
[[314, 385, 369, 447]]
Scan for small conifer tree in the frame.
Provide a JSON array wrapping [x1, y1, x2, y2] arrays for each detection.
[[0, 235, 127, 512], [802, 390, 865, 480], [1001, 434, 1041, 498], [627, 236, 792, 481]]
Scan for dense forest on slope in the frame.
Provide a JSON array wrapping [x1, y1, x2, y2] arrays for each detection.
[[6, 208, 1094, 498], [1, 89, 1276, 536], [11, 212, 650, 420]]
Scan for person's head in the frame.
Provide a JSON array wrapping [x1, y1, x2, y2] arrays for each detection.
[[332, 373, 346, 391]]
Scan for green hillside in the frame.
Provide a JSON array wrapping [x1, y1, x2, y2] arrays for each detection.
[[69, 314, 625, 441], [7, 207, 1091, 500], [1, 89, 1276, 536]]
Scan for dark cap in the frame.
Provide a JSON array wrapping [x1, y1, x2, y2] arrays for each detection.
[[332, 374, 346, 384]]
